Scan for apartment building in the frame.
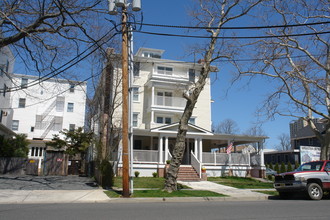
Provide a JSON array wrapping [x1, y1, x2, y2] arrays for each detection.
[[0, 46, 87, 172], [92, 48, 267, 179]]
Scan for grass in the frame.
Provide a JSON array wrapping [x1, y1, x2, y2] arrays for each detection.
[[105, 189, 226, 198], [208, 176, 274, 189], [113, 177, 189, 189]]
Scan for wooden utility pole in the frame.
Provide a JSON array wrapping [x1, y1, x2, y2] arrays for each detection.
[[121, 6, 130, 198]]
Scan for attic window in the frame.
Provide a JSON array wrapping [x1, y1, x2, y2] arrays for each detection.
[[142, 52, 161, 58]]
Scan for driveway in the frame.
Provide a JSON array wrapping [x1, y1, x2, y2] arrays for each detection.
[[0, 175, 99, 190]]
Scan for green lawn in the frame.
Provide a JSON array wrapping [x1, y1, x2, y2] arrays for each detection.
[[113, 177, 189, 189], [105, 189, 226, 198], [208, 176, 274, 189]]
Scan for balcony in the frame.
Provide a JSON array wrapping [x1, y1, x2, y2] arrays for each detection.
[[149, 95, 186, 113]]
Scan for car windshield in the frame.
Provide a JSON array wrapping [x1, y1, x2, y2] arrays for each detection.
[[295, 161, 324, 171]]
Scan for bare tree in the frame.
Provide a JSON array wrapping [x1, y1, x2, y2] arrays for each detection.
[[0, 0, 109, 79], [164, 0, 263, 192], [235, 0, 330, 159], [276, 133, 291, 151], [244, 124, 267, 150], [213, 118, 240, 134]]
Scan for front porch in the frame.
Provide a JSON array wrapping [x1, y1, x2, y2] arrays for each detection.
[[112, 124, 267, 180]]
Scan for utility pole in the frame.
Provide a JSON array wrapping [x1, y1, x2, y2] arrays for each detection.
[[108, 0, 141, 198]]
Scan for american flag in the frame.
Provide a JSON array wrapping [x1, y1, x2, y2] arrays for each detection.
[[226, 142, 233, 154]]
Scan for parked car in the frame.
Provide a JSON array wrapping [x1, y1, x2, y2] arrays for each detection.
[[274, 160, 330, 200], [266, 168, 277, 176]]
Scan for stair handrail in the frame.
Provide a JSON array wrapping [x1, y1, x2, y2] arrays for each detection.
[[190, 152, 202, 178]]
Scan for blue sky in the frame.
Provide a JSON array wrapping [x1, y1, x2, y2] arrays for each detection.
[[10, 0, 293, 149], [132, 0, 293, 149]]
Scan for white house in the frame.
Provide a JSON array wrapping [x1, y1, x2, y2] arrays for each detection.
[[92, 48, 267, 180], [0, 46, 87, 172]]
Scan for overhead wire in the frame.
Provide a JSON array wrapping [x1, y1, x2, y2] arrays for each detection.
[[132, 21, 330, 30]]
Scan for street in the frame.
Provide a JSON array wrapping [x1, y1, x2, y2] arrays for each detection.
[[0, 200, 329, 220]]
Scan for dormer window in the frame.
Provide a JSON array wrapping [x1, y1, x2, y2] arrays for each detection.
[[157, 66, 173, 75], [143, 52, 161, 58]]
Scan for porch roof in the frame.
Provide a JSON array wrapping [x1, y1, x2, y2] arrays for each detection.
[[133, 123, 268, 147]]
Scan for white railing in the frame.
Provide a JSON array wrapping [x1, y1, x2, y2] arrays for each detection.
[[191, 152, 201, 178], [202, 152, 250, 165], [132, 150, 159, 163], [154, 96, 186, 108]]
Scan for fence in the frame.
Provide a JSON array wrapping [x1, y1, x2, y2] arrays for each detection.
[[0, 157, 39, 175]]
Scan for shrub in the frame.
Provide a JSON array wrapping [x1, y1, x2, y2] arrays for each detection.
[[295, 161, 300, 169], [267, 175, 274, 181], [269, 163, 274, 170], [274, 163, 280, 174], [99, 160, 114, 189], [287, 162, 293, 172], [280, 162, 286, 173], [134, 171, 140, 177], [152, 172, 158, 178]]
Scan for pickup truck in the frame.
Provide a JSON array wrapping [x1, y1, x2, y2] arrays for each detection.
[[274, 160, 330, 200]]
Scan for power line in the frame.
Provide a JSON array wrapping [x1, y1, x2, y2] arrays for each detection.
[[4, 28, 119, 92], [134, 21, 330, 30], [134, 30, 330, 39]]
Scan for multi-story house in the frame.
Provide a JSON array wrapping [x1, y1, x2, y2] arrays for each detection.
[[0, 46, 87, 173], [92, 48, 267, 180]]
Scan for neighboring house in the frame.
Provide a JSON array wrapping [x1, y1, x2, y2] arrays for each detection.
[[0, 46, 87, 174], [264, 118, 324, 166], [91, 47, 267, 179]]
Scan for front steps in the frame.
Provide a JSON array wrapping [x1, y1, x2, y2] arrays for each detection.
[[177, 165, 200, 181]]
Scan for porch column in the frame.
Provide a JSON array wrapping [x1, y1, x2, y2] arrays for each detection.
[[198, 138, 203, 163], [151, 86, 155, 105], [158, 136, 163, 163], [150, 136, 154, 150], [151, 111, 154, 124], [194, 138, 198, 158], [164, 136, 169, 162]]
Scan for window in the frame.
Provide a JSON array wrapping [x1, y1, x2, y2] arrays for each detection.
[[133, 62, 140, 77], [67, 103, 74, 112], [21, 78, 28, 88], [31, 127, 34, 132], [156, 91, 172, 106], [12, 120, 19, 131], [69, 124, 75, 131], [189, 117, 196, 125], [18, 98, 26, 108], [143, 52, 161, 58], [69, 84, 75, 93], [157, 66, 173, 75], [189, 69, 195, 82], [56, 97, 65, 112], [156, 116, 171, 124], [133, 113, 139, 127], [132, 87, 139, 101]]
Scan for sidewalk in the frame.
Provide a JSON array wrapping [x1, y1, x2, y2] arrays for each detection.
[[0, 181, 273, 204], [178, 181, 271, 200]]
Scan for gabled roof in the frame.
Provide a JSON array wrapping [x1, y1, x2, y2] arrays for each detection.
[[150, 123, 213, 136]]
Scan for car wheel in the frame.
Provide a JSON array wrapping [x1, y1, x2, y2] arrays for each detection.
[[307, 183, 323, 200]]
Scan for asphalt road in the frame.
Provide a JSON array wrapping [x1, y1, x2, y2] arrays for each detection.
[[0, 200, 330, 220], [0, 175, 98, 190]]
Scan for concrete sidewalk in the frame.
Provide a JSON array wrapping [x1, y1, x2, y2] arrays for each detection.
[[0, 189, 110, 204], [0, 181, 273, 204], [179, 181, 271, 200]]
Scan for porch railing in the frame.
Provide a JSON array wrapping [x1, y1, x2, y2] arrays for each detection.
[[191, 152, 201, 178], [132, 150, 159, 163], [202, 152, 250, 165]]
